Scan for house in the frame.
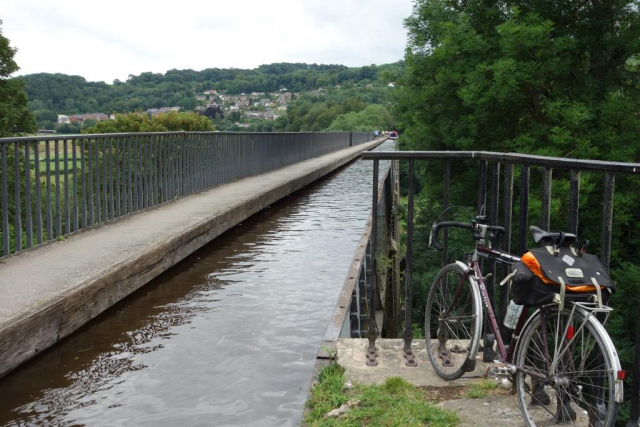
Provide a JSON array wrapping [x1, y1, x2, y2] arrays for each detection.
[[197, 95, 206, 101], [69, 115, 85, 123], [57, 115, 70, 124], [388, 82, 396, 87], [277, 105, 287, 111], [237, 100, 250, 108], [204, 90, 218, 95], [84, 113, 109, 121], [263, 110, 275, 120]]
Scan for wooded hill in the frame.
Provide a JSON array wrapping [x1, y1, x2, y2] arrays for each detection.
[[18, 62, 403, 117]]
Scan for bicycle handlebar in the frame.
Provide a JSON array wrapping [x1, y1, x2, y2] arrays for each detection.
[[429, 221, 506, 251]]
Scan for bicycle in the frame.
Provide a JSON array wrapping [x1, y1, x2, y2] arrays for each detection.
[[425, 215, 625, 426]]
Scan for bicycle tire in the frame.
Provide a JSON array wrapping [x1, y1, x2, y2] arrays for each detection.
[[425, 262, 482, 381], [514, 304, 620, 426]]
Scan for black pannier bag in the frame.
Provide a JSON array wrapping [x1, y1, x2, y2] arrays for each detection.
[[510, 246, 615, 307]]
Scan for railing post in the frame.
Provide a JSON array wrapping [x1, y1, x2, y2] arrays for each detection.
[[366, 159, 379, 366], [541, 167, 552, 231], [403, 159, 417, 367], [499, 162, 514, 344], [477, 161, 487, 214], [13, 142, 22, 252], [1, 144, 9, 256], [483, 161, 500, 362], [600, 173, 615, 271], [517, 165, 530, 255], [568, 170, 580, 235], [442, 160, 450, 267]]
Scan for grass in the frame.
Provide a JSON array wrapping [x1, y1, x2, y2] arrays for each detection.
[[464, 381, 498, 399], [304, 364, 459, 426]]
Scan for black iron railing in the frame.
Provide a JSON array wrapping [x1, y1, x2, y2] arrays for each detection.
[[0, 131, 375, 258], [362, 150, 640, 422]]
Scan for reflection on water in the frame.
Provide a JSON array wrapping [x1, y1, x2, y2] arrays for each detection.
[[0, 141, 393, 426]]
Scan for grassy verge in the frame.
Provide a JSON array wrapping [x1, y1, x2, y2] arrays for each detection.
[[464, 381, 498, 399], [304, 364, 459, 426]]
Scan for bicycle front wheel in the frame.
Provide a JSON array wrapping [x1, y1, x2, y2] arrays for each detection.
[[514, 305, 619, 426], [425, 262, 481, 381]]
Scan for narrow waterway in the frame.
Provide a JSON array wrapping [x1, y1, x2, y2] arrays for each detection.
[[0, 140, 393, 427]]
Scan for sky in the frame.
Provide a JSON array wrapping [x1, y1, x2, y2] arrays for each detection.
[[2, 0, 414, 84]]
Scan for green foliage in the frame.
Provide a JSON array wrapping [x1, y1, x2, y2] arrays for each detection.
[[0, 20, 36, 136], [398, 2, 640, 424], [465, 381, 498, 399], [83, 111, 215, 133], [305, 366, 459, 426], [19, 62, 404, 117], [327, 104, 394, 132]]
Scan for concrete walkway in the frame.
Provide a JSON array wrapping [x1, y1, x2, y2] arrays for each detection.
[[337, 338, 525, 426], [0, 139, 385, 378]]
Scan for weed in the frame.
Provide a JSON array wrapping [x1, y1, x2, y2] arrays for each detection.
[[464, 381, 498, 399]]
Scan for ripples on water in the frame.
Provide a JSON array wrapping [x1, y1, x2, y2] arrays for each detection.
[[0, 141, 394, 426]]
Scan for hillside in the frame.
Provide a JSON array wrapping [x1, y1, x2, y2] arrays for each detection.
[[17, 62, 403, 132]]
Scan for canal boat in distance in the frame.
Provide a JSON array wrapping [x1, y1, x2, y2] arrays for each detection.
[[388, 131, 399, 140]]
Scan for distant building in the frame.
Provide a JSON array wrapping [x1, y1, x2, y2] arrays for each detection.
[[263, 110, 275, 120], [57, 115, 70, 124], [388, 82, 396, 87], [197, 95, 206, 101], [147, 107, 180, 116], [204, 90, 218, 95], [84, 113, 109, 121]]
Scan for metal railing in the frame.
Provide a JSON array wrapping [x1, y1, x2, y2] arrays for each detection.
[[0, 131, 375, 258], [361, 150, 640, 422], [317, 158, 398, 365]]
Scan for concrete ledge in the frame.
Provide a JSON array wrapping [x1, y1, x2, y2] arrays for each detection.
[[0, 139, 385, 378], [336, 338, 489, 387]]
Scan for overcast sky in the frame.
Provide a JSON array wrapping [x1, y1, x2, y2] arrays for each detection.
[[2, 0, 413, 83]]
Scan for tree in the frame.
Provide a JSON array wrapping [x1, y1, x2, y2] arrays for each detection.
[[399, 1, 640, 159], [0, 20, 36, 136], [83, 111, 215, 133]]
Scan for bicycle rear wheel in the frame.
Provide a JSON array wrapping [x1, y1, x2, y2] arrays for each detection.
[[425, 262, 481, 380], [514, 305, 619, 426]]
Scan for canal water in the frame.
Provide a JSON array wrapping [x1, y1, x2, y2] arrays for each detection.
[[0, 140, 393, 427]]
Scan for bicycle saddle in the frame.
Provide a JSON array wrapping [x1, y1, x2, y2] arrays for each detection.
[[529, 226, 576, 245]]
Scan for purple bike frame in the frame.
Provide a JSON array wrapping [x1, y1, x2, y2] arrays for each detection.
[[472, 245, 530, 364]]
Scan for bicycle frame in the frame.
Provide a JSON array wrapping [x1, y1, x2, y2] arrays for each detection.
[[471, 245, 527, 364]]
